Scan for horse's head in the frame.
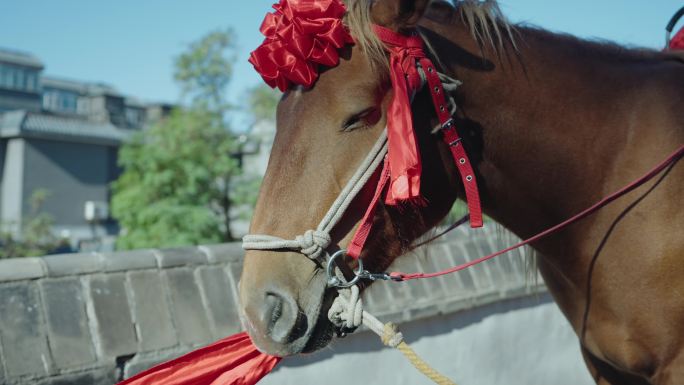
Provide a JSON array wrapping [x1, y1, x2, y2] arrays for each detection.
[[239, 0, 462, 356]]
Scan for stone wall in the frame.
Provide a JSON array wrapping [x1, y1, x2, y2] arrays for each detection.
[[0, 227, 545, 385]]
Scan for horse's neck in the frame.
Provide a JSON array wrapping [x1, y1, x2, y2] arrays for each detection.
[[439, 24, 678, 246]]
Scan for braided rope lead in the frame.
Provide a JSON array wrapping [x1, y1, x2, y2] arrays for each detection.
[[331, 290, 457, 385], [380, 322, 456, 385]]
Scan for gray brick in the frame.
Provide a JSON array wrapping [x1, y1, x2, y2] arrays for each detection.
[[407, 302, 441, 321], [154, 247, 207, 268], [123, 348, 190, 379], [197, 267, 241, 338], [445, 242, 477, 291], [412, 248, 450, 299], [101, 249, 157, 272], [440, 296, 476, 315], [43, 252, 102, 277], [430, 244, 470, 294], [36, 367, 117, 385], [0, 344, 6, 384], [472, 238, 518, 287], [0, 257, 45, 282], [40, 279, 96, 368], [199, 243, 243, 264], [89, 274, 137, 357], [0, 284, 51, 377], [128, 271, 176, 351], [386, 255, 432, 303], [165, 269, 212, 345]]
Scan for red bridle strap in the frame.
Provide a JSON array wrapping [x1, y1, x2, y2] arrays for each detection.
[[372, 25, 483, 227], [391, 144, 684, 281], [346, 26, 484, 259], [347, 158, 391, 259]]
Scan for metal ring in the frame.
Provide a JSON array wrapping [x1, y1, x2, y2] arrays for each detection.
[[326, 250, 363, 288]]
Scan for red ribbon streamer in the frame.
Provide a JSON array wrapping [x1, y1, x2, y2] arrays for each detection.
[[117, 332, 281, 385], [373, 25, 427, 204]]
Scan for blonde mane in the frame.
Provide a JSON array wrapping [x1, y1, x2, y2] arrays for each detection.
[[344, 0, 514, 72]]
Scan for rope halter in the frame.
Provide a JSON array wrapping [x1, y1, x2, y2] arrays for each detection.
[[242, 230, 331, 260], [242, 130, 389, 280]]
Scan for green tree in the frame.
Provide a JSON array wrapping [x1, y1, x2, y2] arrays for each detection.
[[112, 29, 249, 250], [174, 29, 236, 111], [1, 189, 58, 258]]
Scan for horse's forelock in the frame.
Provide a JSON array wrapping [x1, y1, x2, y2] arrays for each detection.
[[343, 0, 388, 74], [457, 0, 516, 51], [343, 0, 515, 74]]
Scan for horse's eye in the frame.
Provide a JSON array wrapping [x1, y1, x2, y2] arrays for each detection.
[[342, 107, 380, 132]]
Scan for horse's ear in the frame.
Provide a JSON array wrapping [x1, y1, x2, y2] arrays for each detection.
[[370, 0, 430, 31]]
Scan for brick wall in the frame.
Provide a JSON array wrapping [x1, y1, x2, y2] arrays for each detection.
[[0, 227, 543, 385]]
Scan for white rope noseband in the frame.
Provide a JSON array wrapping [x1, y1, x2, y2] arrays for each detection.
[[242, 130, 388, 262]]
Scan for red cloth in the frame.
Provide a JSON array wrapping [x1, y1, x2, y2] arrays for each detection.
[[372, 25, 426, 204], [249, 0, 353, 91], [671, 27, 684, 50], [117, 332, 281, 385]]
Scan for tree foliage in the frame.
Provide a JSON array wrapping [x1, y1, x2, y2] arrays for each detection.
[[0, 189, 59, 258], [112, 29, 253, 250], [174, 29, 235, 111], [112, 108, 242, 249]]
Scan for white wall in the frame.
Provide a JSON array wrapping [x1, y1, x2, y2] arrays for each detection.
[[262, 294, 594, 385]]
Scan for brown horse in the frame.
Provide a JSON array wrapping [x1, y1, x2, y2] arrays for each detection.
[[239, 1, 684, 384]]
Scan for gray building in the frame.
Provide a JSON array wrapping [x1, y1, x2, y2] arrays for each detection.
[[0, 48, 172, 251]]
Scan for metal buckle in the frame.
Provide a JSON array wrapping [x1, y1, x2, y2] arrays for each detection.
[[326, 250, 362, 288], [326, 250, 397, 288], [441, 118, 455, 130], [448, 137, 462, 147]]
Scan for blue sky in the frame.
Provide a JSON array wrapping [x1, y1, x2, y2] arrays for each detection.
[[1, 1, 681, 127]]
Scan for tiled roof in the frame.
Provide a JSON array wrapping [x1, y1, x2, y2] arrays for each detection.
[[0, 110, 135, 144], [0, 47, 44, 69], [41, 76, 119, 96]]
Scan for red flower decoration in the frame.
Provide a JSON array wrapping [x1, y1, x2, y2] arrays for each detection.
[[249, 0, 354, 91]]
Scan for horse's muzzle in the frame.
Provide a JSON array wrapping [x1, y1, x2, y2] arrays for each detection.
[[239, 250, 332, 356]]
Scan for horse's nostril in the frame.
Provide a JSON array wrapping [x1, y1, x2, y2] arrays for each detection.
[[263, 293, 299, 344]]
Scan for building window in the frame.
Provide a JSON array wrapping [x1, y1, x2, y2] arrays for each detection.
[[125, 107, 143, 128], [42, 87, 79, 114], [15, 69, 24, 90], [25, 72, 38, 92], [0, 64, 38, 92], [6, 66, 16, 88], [0, 65, 7, 88]]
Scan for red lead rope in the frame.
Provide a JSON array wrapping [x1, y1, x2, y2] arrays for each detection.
[[391, 145, 684, 281]]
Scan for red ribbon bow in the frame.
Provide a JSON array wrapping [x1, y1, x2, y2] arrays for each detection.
[[249, 0, 354, 92]]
